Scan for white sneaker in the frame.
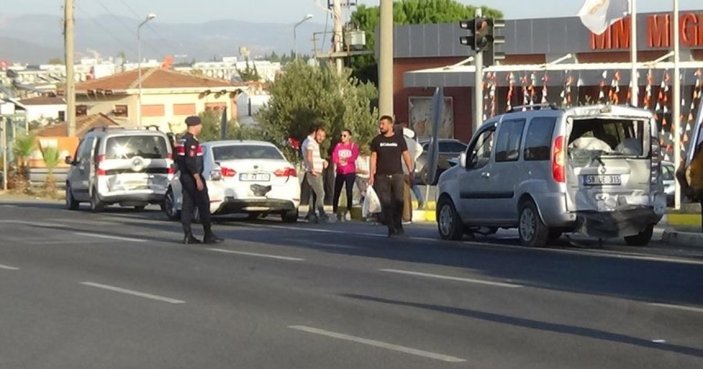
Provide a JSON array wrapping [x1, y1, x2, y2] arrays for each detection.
[[402, 220, 412, 225]]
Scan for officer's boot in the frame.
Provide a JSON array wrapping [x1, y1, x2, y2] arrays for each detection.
[[183, 231, 202, 244], [203, 224, 224, 244]]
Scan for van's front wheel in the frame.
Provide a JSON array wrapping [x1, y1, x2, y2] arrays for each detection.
[[624, 224, 654, 246], [437, 197, 464, 240], [518, 200, 549, 247]]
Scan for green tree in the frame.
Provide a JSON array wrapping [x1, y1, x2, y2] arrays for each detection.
[[196, 110, 267, 142], [256, 60, 378, 162], [350, 0, 503, 83], [238, 58, 261, 82], [41, 146, 61, 198], [11, 133, 36, 193]]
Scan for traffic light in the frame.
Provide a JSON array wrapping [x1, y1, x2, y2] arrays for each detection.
[[484, 18, 505, 66], [459, 17, 490, 52]]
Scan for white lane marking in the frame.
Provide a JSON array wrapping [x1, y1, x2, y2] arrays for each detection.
[[304, 241, 361, 250], [25, 240, 102, 245], [0, 264, 20, 270], [289, 325, 466, 363], [649, 303, 703, 314], [48, 218, 114, 226], [380, 268, 523, 288], [73, 232, 146, 243], [207, 248, 304, 261], [0, 220, 66, 228], [80, 282, 185, 304]]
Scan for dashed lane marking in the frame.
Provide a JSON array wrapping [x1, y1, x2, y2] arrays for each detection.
[[207, 248, 304, 261], [0, 264, 20, 270], [289, 325, 466, 363], [73, 232, 146, 243], [648, 303, 703, 314], [80, 282, 185, 304], [380, 268, 523, 288]]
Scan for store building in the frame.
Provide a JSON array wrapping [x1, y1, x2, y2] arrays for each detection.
[[392, 10, 703, 161]]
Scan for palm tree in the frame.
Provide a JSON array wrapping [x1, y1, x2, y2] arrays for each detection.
[[11, 133, 36, 193], [41, 146, 61, 198]]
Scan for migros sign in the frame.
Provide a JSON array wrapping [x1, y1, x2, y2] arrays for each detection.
[[591, 12, 703, 50]]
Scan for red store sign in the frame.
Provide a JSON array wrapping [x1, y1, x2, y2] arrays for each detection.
[[591, 12, 703, 50]]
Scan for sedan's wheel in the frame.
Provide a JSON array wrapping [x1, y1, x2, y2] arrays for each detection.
[[65, 184, 79, 210], [437, 197, 463, 240], [134, 205, 146, 211], [247, 212, 263, 220], [164, 188, 181, 221], [90, 189, 104, 213], [518, 200, 549, 247], [624, 224, 654, 246], [281, 209, 298, 223]]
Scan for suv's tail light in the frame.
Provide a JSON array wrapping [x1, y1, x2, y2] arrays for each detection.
[[552, 135, 565, 183], [221, 167, 237, 177], [96, 154, 106, 176], [274, 167, 297, 177]]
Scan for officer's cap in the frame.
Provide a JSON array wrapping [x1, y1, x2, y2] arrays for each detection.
[[185, 116, 202, 126]]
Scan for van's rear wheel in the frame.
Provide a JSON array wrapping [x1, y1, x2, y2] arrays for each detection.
[[437, 197, 464, 240], [65, 184, 79, 210], [164, 188, 181, 221], [281, 209, 298, 223], [90, 189, 104, 213], [624, 224, 654, 246], [518, 200, 549, 247]]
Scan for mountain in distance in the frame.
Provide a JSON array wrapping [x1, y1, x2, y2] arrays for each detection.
[[0, 14, 327, 64]]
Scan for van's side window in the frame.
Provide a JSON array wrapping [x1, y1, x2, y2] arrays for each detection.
[[495, 119, 525, 162], [524, 117, 557, 161], [77, 137, 95, 162], [467, 128, 495, 169]]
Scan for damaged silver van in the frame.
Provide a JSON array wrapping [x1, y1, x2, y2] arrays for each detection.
[[436, 104, 666, 247]]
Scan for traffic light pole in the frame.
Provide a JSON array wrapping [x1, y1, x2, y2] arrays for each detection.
[[473, 8, 483, 134]]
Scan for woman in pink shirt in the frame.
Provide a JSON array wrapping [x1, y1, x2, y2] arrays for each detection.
[[332, 129, 360, 221]]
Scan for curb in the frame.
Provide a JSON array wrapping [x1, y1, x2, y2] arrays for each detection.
[[662, 230, 703, 248]]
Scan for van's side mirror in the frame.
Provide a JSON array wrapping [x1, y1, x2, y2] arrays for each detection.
[[64, 156, 73, 165], [460, 152, 467, 168]]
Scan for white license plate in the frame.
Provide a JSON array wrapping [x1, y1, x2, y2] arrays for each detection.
[[239, 173, 270, 182], [583, 174, 621, 186]]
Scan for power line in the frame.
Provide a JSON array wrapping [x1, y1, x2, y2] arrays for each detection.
[[74, 2, 136, 57], [115, 0, 184, 58]]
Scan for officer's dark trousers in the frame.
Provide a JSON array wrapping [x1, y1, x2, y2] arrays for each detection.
[[374, 173, 405, 235], [180, 176, 212, 234]]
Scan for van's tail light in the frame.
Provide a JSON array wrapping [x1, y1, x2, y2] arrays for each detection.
[[96, 154, 106, 176], [274, 167, 297, 177], [552, 135, 565, 183], [221, 167, 237, 177]]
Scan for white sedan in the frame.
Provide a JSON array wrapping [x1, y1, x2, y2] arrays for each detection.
[[163, 140, 301, 222]]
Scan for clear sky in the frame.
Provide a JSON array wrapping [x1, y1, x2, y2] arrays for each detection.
[[3, 0, 702, 24]]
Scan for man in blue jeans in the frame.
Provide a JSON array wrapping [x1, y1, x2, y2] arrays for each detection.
[[369, 115, 414, 237]]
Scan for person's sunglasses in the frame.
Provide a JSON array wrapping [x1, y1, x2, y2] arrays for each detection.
[[341, 134, 349, 138]]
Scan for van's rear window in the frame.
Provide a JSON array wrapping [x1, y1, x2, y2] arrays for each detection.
[[568, 118, 647, 157], [105, 135, 169, 159]]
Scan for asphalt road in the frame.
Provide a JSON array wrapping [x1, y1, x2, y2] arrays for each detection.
[[1, 200, 702, 369]]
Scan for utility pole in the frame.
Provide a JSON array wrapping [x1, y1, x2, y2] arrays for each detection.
[[673, 0, 682, 210], [64, 0, 76, 137], [378, 0, 393, 117], [473, 8, 484, 134], [332, 0, 344, 74]]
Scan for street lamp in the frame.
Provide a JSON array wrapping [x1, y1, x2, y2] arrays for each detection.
[[293, 14, 314, 59], [137, 12, 156, 128]]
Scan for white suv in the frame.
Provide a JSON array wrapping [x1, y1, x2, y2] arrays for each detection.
[[65, 127, 174, 211]]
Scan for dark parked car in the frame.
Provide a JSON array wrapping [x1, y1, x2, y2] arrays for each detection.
[[415, 139, 467, 185]]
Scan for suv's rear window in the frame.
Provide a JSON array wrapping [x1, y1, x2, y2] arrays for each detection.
[[212, 145, 284, 161], [105, 135, 169, 159]]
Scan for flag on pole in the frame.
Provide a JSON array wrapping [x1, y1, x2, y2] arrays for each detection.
[[578, 0, 630, 35]]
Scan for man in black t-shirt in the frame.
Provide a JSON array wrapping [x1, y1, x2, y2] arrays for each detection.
[[369, 115, 414, 237]]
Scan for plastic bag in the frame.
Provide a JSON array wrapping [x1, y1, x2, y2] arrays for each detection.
[[362, 186, 382, 218]]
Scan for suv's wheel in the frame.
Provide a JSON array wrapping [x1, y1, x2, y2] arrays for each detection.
[[164, 188, 181, 221], [437, 196, 464, 240], [624, 224, 654, 246], [518, 200, 549, 247], [65, 183, 79, 210], [281, 209, 298, 223], [90, 189, 104, 213]]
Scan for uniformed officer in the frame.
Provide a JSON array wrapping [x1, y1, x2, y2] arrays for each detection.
[[176, 116, 224, 244]]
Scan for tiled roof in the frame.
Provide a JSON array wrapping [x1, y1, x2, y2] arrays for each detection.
[[19, 96, 66, 106], [36, 113, 119, 137], [76, 68, 237, 92]]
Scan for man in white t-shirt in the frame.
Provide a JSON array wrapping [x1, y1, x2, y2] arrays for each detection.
[[301, 125, 329, 222]]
